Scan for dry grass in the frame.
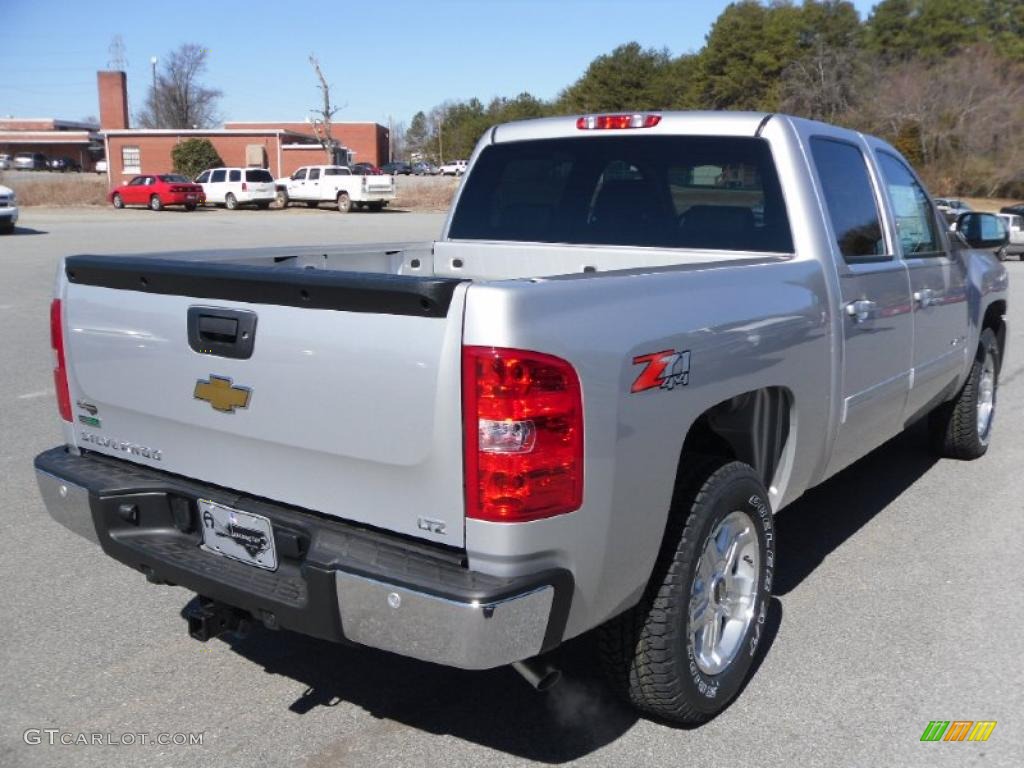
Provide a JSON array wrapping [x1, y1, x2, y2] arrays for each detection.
[[0, 173, 108, 207], [960, 197, 1020, 213], [392, 179, 458, 211]]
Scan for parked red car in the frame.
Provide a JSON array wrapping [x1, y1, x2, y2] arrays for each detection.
[[109, 174, 205, 211]]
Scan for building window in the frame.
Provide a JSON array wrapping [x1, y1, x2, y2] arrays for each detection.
[[122, 146, 141, 174]]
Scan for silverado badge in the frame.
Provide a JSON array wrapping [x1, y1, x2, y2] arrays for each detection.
[[194, 375, 252, 413]]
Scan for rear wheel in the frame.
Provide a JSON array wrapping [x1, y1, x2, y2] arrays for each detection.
[[599, 457, 775, 724], [337, 192, 351, 213], [929, 328, 1000, 459], [112, 193, 124, 209], [184, 203, 197, 211], [149, 195, 163, 211], [225, 193, 239, 210]]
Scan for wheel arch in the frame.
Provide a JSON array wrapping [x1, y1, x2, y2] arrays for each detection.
[[982, 299, 1006, 366]]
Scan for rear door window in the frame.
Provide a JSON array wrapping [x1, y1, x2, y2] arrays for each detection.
[[228, 169, 242, 182], [448, 135, 792, 252], [308, 168, 321, 181], [810, 137, 886, 262]]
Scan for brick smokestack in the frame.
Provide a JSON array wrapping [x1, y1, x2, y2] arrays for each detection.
[[97, 71, 129, 130]]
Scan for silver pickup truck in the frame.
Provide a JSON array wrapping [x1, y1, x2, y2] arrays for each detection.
[[35, 111, 1009, 724]]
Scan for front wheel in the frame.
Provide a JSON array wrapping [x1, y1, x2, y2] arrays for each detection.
[[336, 192, 351, 213], [996, 246, 1008, 262], [149, 195, 163, 211], [929, 328, 1000, 459], [112, 193, 124, 209], [225, 193, 239, 210], [184, 203, 197, 211], [275, 189, 289, 208], [599, 458, 775, 724]]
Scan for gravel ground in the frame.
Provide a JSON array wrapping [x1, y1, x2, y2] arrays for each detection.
[[0, 207, 1021, 768]]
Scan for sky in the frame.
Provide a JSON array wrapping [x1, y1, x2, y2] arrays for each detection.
[[2, 0, 879, 130]]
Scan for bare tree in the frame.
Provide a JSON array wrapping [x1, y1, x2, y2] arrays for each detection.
[[309, 55, 344, 163], [136, 44, 222, 129], [780, 40, 866, 124]]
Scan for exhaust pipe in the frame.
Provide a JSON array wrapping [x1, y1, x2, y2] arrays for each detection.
[[512, 658, 562, 692]]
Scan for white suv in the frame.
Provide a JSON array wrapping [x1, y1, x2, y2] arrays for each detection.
[[195, 167, 276, 209], [439, 160, 467, 176], [0, 184, 18, 234]]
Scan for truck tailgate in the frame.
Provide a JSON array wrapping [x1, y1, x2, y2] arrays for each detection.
[[60, 256, 468, 547]]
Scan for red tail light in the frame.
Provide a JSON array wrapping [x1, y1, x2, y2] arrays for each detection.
[[576, 113, 662, 130], [50, 299, 72, 422], [463, 346, 583, 522]]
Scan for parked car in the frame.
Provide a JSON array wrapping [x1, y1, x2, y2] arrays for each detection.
[[109, 174, 205, 211], [0, 154, 11, 171], [275, 165, 395, 212], [438, 159, 467, 176], [412, 162, 438, 175], [380, 161, 412, 175], [351, 162, 382, 175], [999, 202, 1024, 217], [934, 197, 972, 222], [993, 212, 1024, 260], [36, 111, 1009, 726], [0, 184, 18, 234], [94, 159, 108, 175], [195, 167, 276, 210], [13, 152, 49, 171], [48, 157, 82, 173]]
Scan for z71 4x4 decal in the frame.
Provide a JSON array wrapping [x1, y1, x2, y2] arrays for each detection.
[[631, 349, 691, 393]]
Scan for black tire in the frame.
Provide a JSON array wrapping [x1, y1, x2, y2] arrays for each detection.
[[929, 328, 1000, 459], [225, 193, 239, 211], [149, 195, 163, 212], [0, 222, 14, 235], [337, 192, 351, 213], [112, 193, 124, 209], [599, 457, 775, 724], [996, 247, 1007, 262], [184, 203, 197, 211], [275, 189, 289, 208]]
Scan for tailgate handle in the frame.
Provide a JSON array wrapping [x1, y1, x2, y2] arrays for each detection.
[[188, 307, 257, 360]]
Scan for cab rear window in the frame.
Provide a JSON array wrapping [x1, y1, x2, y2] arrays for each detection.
[[448, 136, 792, 252]]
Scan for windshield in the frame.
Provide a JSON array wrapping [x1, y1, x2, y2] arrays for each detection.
[[448, 136, 792, 252]]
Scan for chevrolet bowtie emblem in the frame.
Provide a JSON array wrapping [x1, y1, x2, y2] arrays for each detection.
[[194, 375, 252, 413]]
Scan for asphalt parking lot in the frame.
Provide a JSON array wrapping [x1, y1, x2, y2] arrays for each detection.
[[1, 207, 1022, 768]]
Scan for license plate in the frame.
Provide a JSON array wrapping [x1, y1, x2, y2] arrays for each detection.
[[186, 194, 196, 201], [199, 500, 277, 571]]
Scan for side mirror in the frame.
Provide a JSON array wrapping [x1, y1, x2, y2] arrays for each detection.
[[954, 212, 1008, 250]]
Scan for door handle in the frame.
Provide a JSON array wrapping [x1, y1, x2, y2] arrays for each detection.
[[845, 299, 877, 324], [188, 307, 258, 360], [913, 289, 934, 308]]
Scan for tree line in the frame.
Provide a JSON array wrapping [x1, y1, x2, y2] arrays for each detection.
[[400, 0, 1024, 197]]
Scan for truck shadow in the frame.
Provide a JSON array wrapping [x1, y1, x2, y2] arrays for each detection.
[[214, 422, 933, 761], [772, 420, 937, 595]]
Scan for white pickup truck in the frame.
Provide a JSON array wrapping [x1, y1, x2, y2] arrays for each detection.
[[275, 164, 395, 212], [35, 111, 1008, 724]]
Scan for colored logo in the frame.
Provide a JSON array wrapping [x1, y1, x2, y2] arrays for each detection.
[[920, 721, 996, 742], [631, 349, 691, 393], [194, 375, 252, 414]]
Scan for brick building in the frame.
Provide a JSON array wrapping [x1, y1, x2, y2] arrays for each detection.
[[0, 118, 102, 170], [96, 71, 390, 184]]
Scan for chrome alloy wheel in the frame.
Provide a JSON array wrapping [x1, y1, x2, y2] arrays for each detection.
[[977, 349, 996, 444], [689, 510, 761, 675]]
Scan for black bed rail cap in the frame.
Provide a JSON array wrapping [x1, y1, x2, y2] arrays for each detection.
[[64, 255, 464, 318]]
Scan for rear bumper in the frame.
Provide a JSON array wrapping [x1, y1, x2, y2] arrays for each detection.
[[34, 447, 571, 669]]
